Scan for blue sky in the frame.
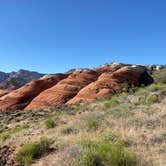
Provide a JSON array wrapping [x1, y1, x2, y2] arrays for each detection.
[[0, 0, 166, 73]]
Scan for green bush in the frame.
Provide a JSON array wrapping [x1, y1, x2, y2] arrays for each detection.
[[120, 81, 130, 92], [86, 119, 98, 131], [0, 123, 29, 141], [151, 133, 166, 143], [138, 96, 146, 105], [60, 126, 77, 135], [76, 139, 141, 166], [135, 84, 161, 94], [0, 124, 6, 133], [16, 137, 52, 165], [138, 94, 158, 105], [146, 94, 158, 104], [45, 118, 55, 128], [102, 132, 119, 142], [82, 114, 103, 131], [73, 101, 89, 112], [153, 68, 166, 83], [104, 97, 119, 108], [107, 106, 134, 119]]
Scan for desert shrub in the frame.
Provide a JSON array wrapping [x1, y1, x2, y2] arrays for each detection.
[[86, 119, 98, 131], [76, 139, 141, 166], [73, 101, 89, 112], [104, 96, 119, 108], [138, 94, 158, 105], [60, 126, 78, 135], [141, 108, 155, 115], [102, 132, 119, 142], [145, 118, 161, 129], [0, 123, 29, 141], [150, 132, 166, 143], [121, 81, 130, 92], [153, 68, 166, 83], [135, 83, 161, 94], [45, 118, 55, 128], [104, 102, 134, 119], [144, 84, 160, 92], [64, 109, 76, 116], [146, 94, 158, 104], [16, 137, 53, 165], [127, 118, 144, 128], [0, 124, 7, 133], [66, 145, 83, 158], [81, 114, 103, 131], [108, 107, 134, 119], [138, 96, 146, 105]]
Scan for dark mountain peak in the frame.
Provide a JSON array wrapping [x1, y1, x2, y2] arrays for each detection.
[[0, 69, 45, 91]]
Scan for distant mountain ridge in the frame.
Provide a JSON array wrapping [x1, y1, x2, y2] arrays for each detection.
[[0, 71, 9, 82], [0, 69, 44, 91]]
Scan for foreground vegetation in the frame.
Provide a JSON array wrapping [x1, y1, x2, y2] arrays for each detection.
[[16, 137, 53, 165], [0, 70, 165, 166]]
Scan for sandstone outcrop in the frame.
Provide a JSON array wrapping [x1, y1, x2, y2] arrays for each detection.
[[67, 66, 153, 104], [26, 69, 99, 109], [0, 64, 154, 111], [93, 62, 127, 74], [0, 74, 68, 110], [0, 90, 9, 97]]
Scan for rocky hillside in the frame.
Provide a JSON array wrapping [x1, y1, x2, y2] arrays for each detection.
[[0, 71, 9, 82], [0, 82, 165, 166], [0, 63, 165, 166], [0, 69, 44, 97], [0, 69, 44, 90], [0, 63, 154, 111]]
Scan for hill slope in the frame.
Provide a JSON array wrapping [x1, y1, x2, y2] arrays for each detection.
[[0, 69, 44, 91], [0, 63, 153, 111], [0, 82, 165, 166], [0, 64, 165, 166]]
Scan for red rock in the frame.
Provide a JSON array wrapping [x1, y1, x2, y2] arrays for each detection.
[[0, 74, 68, 110], [0, 90, 10, 98], [26, 69, 99, 109], [0, 64, 154, 111], [67, 66, 153, 104]]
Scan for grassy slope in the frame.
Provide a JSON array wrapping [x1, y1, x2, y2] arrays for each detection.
[[0, 82, 165, 166]]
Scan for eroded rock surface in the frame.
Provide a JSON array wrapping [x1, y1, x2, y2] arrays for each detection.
[[68, 66, 153, 103], [0, 74, 68, 110], [26, 69, 99, 109], [0, 64, 154, 110]]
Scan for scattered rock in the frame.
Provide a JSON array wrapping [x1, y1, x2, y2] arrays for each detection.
[[0, 145, 17, 166]]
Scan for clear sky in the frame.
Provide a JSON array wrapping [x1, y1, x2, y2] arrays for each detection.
[[0, 0, 166, 73]]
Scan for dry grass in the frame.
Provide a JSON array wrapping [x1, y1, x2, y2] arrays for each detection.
[[0, 83, 165, 166]]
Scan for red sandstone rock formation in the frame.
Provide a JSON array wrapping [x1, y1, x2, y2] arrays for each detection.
[[0, 90, 9, 98], [0, 74, 68, 110], [0, 64, 154, 111], [67, 66, 153, 104], [93, 62, 126, 74], [26, 69, 99, 109]]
